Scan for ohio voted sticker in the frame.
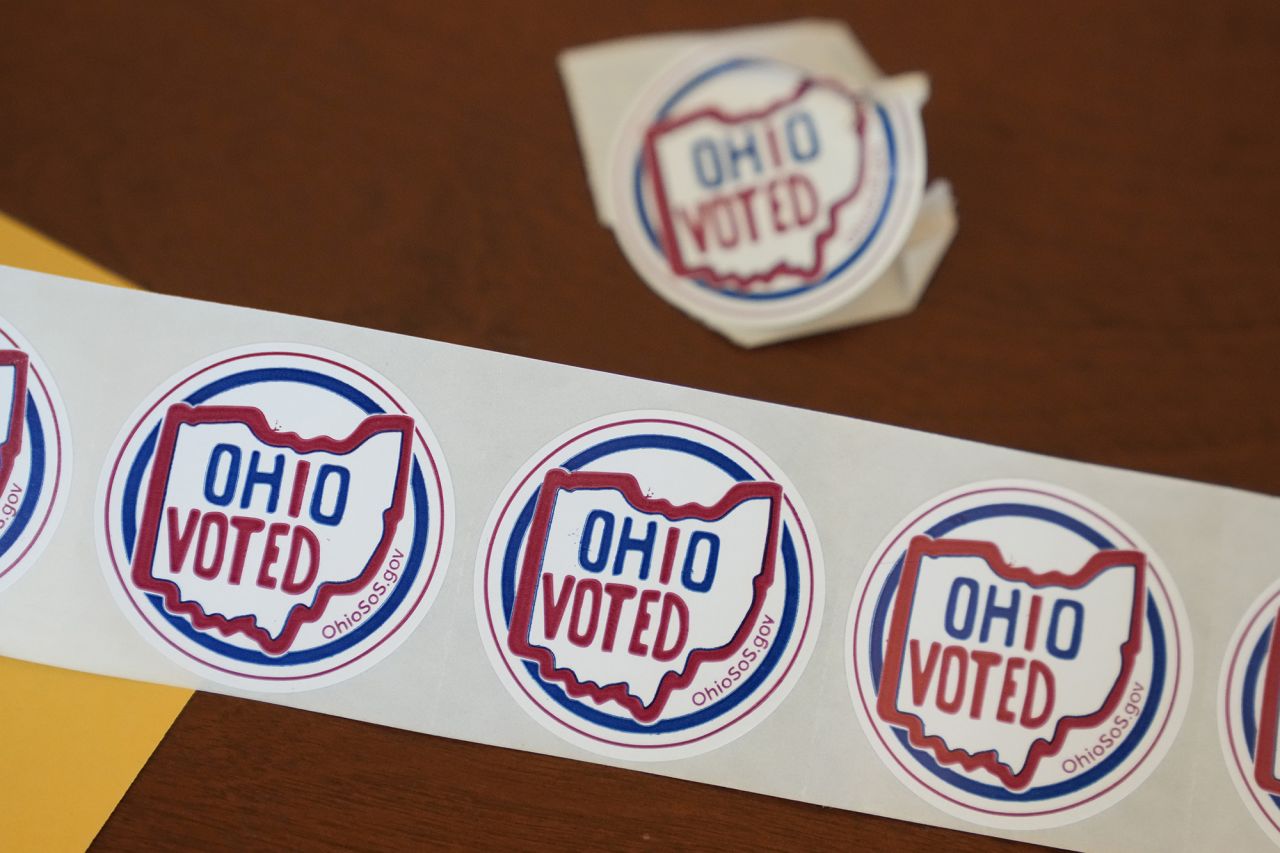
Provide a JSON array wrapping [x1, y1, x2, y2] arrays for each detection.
[[608, 51, 925, 330], [847, 481, 1191, 829], [0, 314, 72, 594], [1220, 579, 1280, 846], [97, 345, 453, 691], [476, 412, 822, 760]]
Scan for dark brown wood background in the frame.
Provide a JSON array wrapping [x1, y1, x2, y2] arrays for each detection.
[[2, 1, 1277, 850]]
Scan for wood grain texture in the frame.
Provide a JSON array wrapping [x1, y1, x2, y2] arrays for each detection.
[[0, 1, 1276, 849]]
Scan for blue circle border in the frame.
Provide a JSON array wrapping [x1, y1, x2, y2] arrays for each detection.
[[866, 502, 1170, 803], [117, 365, 431, 668], [498, 432, 804, 735], [1240, 620, 1280, 811]]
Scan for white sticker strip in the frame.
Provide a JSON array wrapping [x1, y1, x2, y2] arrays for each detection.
[[0, 265, 1277, 851]]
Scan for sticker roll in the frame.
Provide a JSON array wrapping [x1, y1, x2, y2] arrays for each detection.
[[0, 265, 1277, 851]]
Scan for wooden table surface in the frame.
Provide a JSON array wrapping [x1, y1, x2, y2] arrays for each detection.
[[2, 2, 1278, 850]]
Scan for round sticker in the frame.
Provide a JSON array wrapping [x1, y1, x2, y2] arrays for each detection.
[[847, 481, 1191, 829], [1220, 579, 1280, 845], [476, 412, 823, 760], [0, 314, 72, 593], [609, 51, 925, 330], [97, 345, 453, 691]]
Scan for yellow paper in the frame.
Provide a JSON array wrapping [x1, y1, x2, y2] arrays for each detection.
[[0, 210, 193, 850]]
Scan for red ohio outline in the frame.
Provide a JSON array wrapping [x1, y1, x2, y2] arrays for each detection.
[[643, 77, 868, 290], [0, 350, 29, 495], [877, 536, 1147, 791], [130, 403, 414, 656], [507, 468, 783, 724], [1253, 603, 1280, 795]]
